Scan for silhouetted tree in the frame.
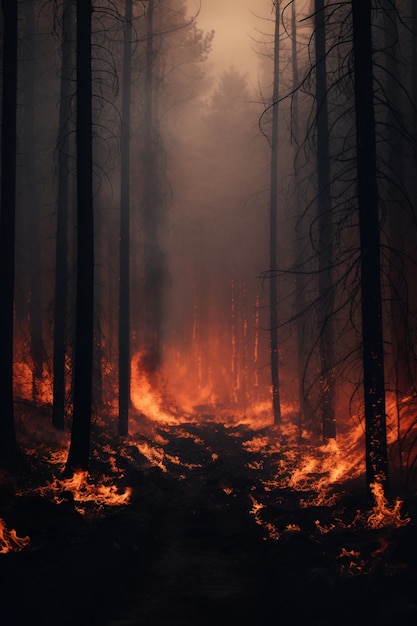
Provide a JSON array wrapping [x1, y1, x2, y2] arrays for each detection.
[[352, 0, 389, 488], [118, 0, 133, 436], [142, 0, 166, 375], [314, 0, 336, 439], [65, 0, 94, 473], [269, 0, 282, 424], [0, 0, 19, 465], [290, 0, 315, 438], [53, 0, 75, 430], [22, 0, 45, 399]]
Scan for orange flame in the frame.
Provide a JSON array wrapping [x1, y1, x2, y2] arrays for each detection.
[[366, 482, 410, 529], [130, 351, 182, 424], [0, 518, 30, 554], [23, 471, 132, 510]]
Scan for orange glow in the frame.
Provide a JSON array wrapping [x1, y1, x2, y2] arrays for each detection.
[[249, 495, 280, 540], [245, 420, 365, 506], [23, 471, 132, 511], [136, 440, 168, 472], [14, 360, 53, 404], [0, 518, 30, 554], [366, 481, 410, 529], [130, 350, 184, 424]]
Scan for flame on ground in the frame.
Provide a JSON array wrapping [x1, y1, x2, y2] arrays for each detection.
[[249, 495, 281, 540], [30, 471, 132, 510], [0, 518, 30, 554], [246, 421, 365, 508], [366, 481, 410, 529], [136, 441, 168, 472]]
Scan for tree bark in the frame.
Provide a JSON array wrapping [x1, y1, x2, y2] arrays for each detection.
[[23, 0, 44, 398], [118, 0, 133, 437], [0, 0, 19, 464], [269, 1, 281, 424], [53, 0, 74, 430], [65, 0, 94, 473], [142, 0, 165, 376], [352, 0, 389, 488], [292, 1, 314, 438], [314, 0, 336, 440]]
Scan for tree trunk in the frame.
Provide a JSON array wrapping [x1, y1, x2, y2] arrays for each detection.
[[65, 0, 94, 473], [314, 0, 336, 440], [269, 1, 281, 425], [0, 0, 19, 465], [142, 0, 165, 376], [352, 0, 389, 488], [382, 1, 410, 477], [53, 0, 74, 430], [23, 0, 44, 398], [292, 1, 314, 439], [118, 0, 133, 437]]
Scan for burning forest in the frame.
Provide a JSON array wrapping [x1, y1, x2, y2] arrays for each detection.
[[1, 1, 417, 625]]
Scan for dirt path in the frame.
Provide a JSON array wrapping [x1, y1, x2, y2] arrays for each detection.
[[1, 421, 416, 626]]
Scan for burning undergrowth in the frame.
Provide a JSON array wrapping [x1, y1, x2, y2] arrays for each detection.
[[1, 408, 417, 626]]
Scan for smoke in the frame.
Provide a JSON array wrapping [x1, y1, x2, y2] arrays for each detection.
[[186, 0, 263, 83]]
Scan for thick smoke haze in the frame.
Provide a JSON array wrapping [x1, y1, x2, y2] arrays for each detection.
[[4, 0, 416, 474], [187, 0, 264, 82]]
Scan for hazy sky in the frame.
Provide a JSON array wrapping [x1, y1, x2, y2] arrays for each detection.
[[187, 0, 270, 82]]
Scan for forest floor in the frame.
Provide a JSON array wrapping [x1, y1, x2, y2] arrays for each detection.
[[1, 410, 417, 626]]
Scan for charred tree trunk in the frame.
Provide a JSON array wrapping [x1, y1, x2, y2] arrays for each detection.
[[314, 0, 336, 440], [413, 0, 417, 157], [118, 0, 133, 437], [383, 1, 410, 474], [352, 0, 389, 488], [142, 0, 166, 376], [292, 1, 314, 438], [53, 0, 74, 430], [65, 0, 94, 473], [0, 0, 19, 465], [23, 0, 44, 398], [269, 1, 281, 424]]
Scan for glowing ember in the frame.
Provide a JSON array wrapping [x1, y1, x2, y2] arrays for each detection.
[[315, 520, 336, 534], [28, 471, 132, 509], [338, 547, 366, 575], [285, 523, 301, 533], [249, 495, 280, 540], [366, 482, 410, 529], [0, 518, 30, 554], [137, 441, 168, 472]]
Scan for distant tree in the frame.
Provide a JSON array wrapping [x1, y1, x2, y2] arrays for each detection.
[[65, 0, 94, 473], [53, 0, 75, 431], [381, 0, 412, 453], [118, 0, 133, 437], [289, 0, 315, 438], [0, 0, 19, 465], [269, 0, 282, 424], [141, 0, 166, 375], [352, 0, 389, 488], [314, 0, 336, 440], [22, 0, 45, 400]]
